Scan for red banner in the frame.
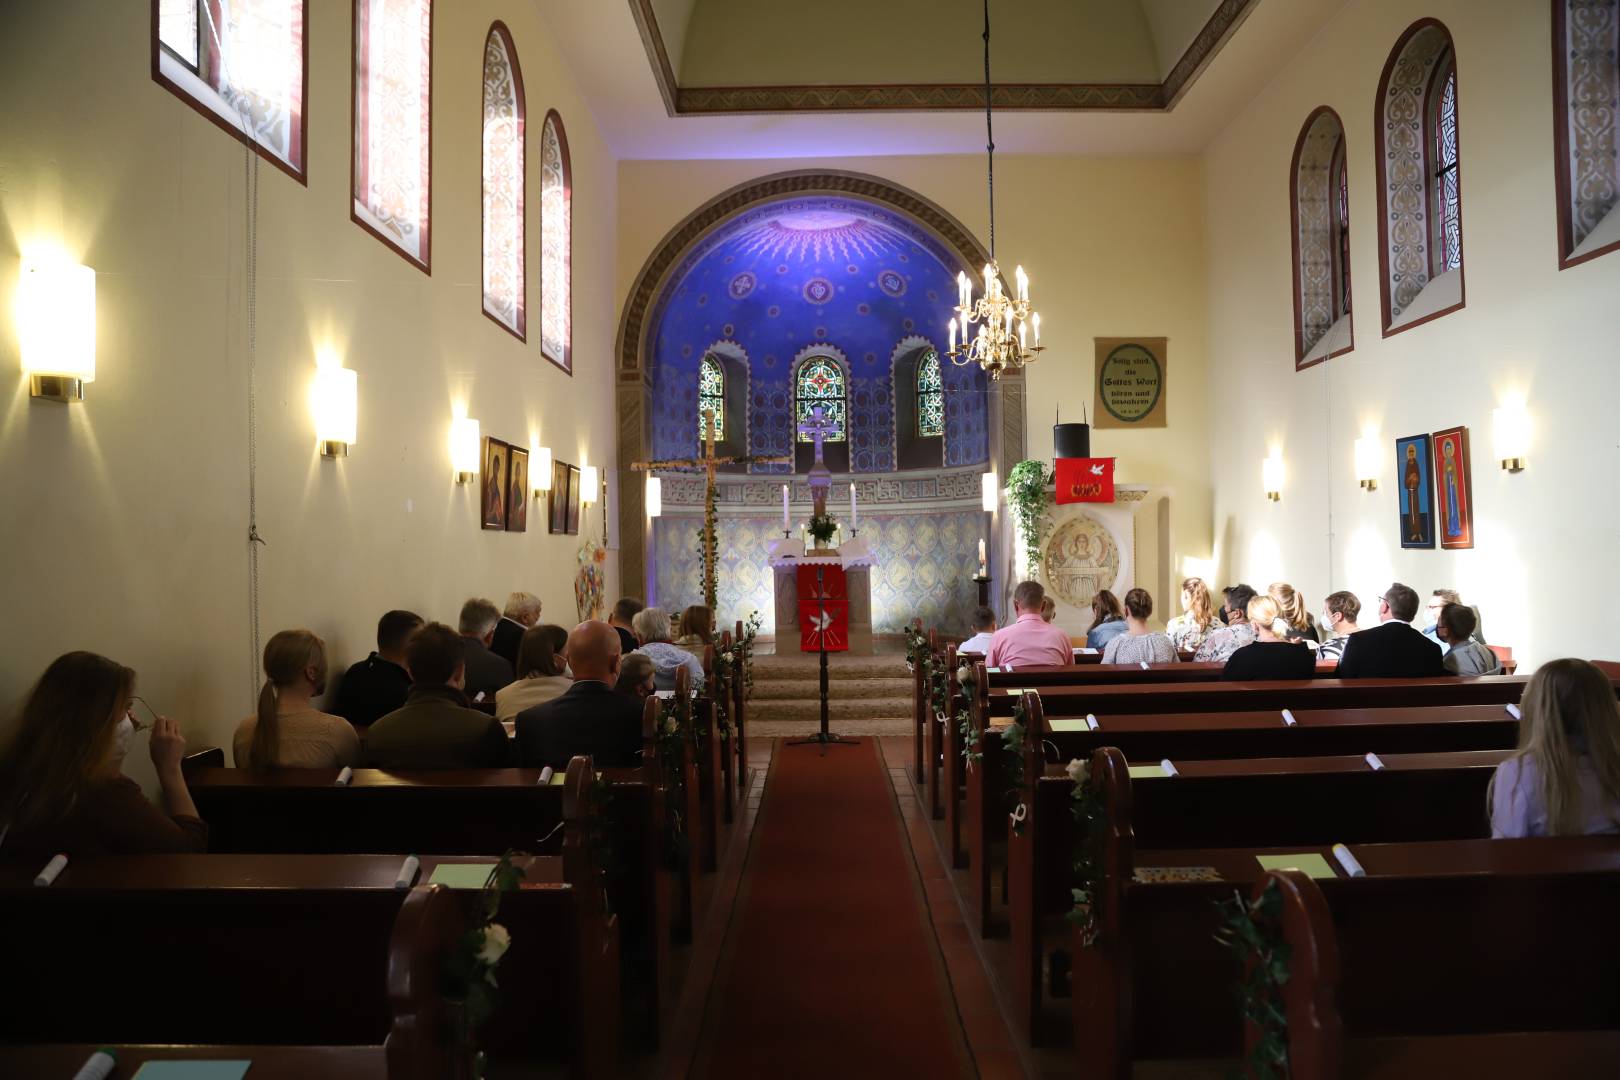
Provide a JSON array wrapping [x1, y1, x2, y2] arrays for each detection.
[[1054, 457, 1116, 503], [797, 564, 850, 652]]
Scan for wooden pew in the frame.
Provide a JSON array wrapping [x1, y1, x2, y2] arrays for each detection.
[[688, 653, 725, 873], [1251, 867, 1620, 1078], [733, 618, 750, 789], [924, 634, 963, 820]]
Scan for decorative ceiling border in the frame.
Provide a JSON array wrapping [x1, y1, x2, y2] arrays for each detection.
[[627, 0, 1257, 116]]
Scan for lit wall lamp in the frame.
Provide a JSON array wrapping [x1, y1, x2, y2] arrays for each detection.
[[645, 474, 662, 518], [17, 258, 96, 402], [981, 470, 998, 512], [580, 465, 600, 506], [312, 364, 358, 458], [1493, 402, 1529, 472], [450, 417, 480, 483], [532, 445, 553, 498], [1353, 437, 1379, 491], [1262, 452, 1284, 502]]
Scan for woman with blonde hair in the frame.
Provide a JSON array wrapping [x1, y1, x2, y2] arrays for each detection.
[[1490, 659, 1620, 837], [1085, 590, 1128, 651], [1222, 596, 1315, 680], [675, 605, 716, 652], [0, 652, 206, 856], [496, 624, 572, 720], [233, 630, 358, 770], [1267, 582, 1320, 643], [1166, 577, 1216, 654]]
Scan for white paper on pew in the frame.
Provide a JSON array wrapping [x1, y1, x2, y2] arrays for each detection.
[[395, 855, 420, 889], [1159, 758, 1179, 777], [1332, 843, 1367, 878], [473, 691, 486, 703], [1086, 714, 1100, 731], [71, 1049, 117, 1080], [1281, 709, 1298, 727], [655, 690, 676, 700], [1364, 752, 1385, 771], [538, 766, 555, 785], [1506, 703, 1522, 720], [34, 853, 67, 887], [986, 666, 1001, 674], [1074, 648, 1099, 656], [335, 766, 353, 786], [1140, 661, 1150, 670]]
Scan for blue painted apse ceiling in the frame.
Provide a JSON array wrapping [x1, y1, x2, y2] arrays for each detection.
[[648, 196, 990, 472]]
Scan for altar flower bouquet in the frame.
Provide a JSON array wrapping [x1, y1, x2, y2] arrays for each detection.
[[807, 514, 838, 545]]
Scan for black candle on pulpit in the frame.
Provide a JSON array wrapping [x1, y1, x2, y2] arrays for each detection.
[[1054, 422, 1090, 460]]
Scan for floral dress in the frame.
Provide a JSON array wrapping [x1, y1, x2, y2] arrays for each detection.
[[1166, 614, 1214, 654]]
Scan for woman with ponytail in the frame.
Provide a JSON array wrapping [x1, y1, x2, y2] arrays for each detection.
[[1267, 582, 1320, 643], [232, 630, 358, 770], [1221, 595, 1316, 681]]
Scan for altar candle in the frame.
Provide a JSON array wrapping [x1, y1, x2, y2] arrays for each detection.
[[781, 484, 790, 530], [850, 485, 858, 529], [978, 538, 986, 569]]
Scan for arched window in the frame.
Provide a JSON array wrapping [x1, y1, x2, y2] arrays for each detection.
[[154, 0, 308, 180], [1290, 107, 1352, 367], [1374, 20, 1464, 335], [916, 350, 944, 437], [1554, 0, 1620, 269], [698, 355, 725, 442], [481, 23, 524, 339], [795, 356, 847, 442], [352, 0, 433, 271], [540, 111, 572, 373]]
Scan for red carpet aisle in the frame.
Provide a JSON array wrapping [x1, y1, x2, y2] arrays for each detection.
[[691, 739, 974, 1078]]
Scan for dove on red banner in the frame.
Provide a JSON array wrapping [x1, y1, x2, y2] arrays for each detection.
[[797, 564, 850, 652], [1055, 457, 1116, 504]]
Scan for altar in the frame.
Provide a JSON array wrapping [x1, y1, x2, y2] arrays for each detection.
[[767, 535, 876, 655]]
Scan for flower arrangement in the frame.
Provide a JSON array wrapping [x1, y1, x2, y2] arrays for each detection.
[[443, 852, 526, 1076], [806, 513, 838, 545], [1004, 702, 1029, 835], [1215, 877, 1292, 1079], [1064, 758, 1107, 947]]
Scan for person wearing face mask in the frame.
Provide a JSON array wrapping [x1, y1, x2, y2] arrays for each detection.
[[365, 623, 512, 768], [0, 652, 206, 857], [233, 630, 359, 770], [1316, 591, 1363, 662], [516, 620, 646, 770]]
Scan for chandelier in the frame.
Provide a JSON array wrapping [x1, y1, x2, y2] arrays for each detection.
[[946, 0, 1042, 380]]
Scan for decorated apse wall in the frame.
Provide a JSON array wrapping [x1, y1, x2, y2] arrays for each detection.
[[647, 196, 990, 470]]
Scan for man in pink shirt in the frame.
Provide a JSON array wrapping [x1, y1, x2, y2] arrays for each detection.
[[986, 581, 1073, 670]]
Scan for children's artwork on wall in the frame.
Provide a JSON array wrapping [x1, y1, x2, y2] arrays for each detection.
[[1431, 426, 1474, 549], [1395, 433, 1434, 549], [505, 447, 529, 533], [481, 437, 509, 531]]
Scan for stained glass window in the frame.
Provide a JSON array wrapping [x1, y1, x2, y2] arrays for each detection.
[[154, 0, 306, 177], [481, 24, 524, 338], [540, 112, 572, 372], [1433, 61, 1462, 273], [795, 357, 846, 443], [1334, 141, 1352, 319], [353, 0, 433, 270], [917, 350, 944, 438], [699, 356, 725, 441]]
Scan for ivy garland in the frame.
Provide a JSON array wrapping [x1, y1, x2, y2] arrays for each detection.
[[1006, 459, 1053, 578], [1004, 703, 1029, 836], [1215, 878, 1292, 1079], [736, 611, 763, 701], [655, 695, 691, 870], [585, 775, 619, 914], [904, 624, 928, 672], [956, 663, 982, 770], [698, 475, 719, 610], [1064, 758, 1106, 947]]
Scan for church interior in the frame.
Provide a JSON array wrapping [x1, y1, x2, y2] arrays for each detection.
[[3, 1, 1620, 1076]]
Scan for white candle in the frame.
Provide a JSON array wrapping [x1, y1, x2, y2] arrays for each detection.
[[1015, 265, 1027, 302], [781, 484, 790, 530], [948, 318, 957, 352], [1032, 312, 1041, 343], [1019, 321, 1027, 351], [978, 538, 986, 566], [850, 485, 858, 528]]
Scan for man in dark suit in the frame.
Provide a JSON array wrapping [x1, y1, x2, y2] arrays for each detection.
[[491, 591, 541, 669], [1336, 582, 1450, 678], [458, 597, 516, 703], [331, 609, 422, 728], [366, 622, 511, 768], [516, 620, 645, 770]]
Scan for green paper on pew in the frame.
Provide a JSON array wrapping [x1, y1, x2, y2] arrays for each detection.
[[549, 771, 567, 785], [1049, 717, 1090, 732], [132, 1064, 252, 1080], [429, 863, 499, 889], [1128, 764, 1169, 779], [1256, 853, 1337, 879]]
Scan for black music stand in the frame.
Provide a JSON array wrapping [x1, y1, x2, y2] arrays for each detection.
[[787, 568, 859, 754]]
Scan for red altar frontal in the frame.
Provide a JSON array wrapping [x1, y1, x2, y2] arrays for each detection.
[[769, 540, 874, 655]]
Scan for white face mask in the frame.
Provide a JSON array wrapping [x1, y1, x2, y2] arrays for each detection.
[[110, 714, 135, 770]]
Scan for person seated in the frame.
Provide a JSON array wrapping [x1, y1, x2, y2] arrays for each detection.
[[1490, 658, 1620, 837], [1085, 590, 1128, 651], [491, 591, 542, 669], [332, 609, 421, 729], [233, 630, 359, 770], [516, 621, 646, 770], [1421, 588, 1460, 646], [616, 652, 657, 701], [958, 606, 997, 656], [1165, 576, 1217, 655], [632, 607, 706, 692], [365, 623, 510, 768], [1439, 604, 1501, 675], [1222, 597, 1317, 680], [675, 604, 715, 652], [1102, 588, 1177, 665], [495, 624, 572, 720], [457, 597, 516, 703], [1335, 582, 1448, 678], [1268, 582, 1320, 643], [1039, 596, 1058, 623], [0, 652, 207, 857], [1193, 584, 1260, 662], [609, 597, 644, 657], [1316, 591, 1363, 662], [986, 581, 1073, 669]]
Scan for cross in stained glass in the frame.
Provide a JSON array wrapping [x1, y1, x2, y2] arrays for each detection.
[[795, 356, 846, 443]]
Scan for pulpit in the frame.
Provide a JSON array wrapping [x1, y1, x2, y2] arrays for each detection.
[[768, 536, 876, 654]]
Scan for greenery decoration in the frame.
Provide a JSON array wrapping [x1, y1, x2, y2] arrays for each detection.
[[956, 662, 982, 769], [655, 695, 691, 869], [1004, 702, 1029, 835], [807, 513, 838, 544], [1215, 878, 1292, 1079], [1006, 459, 1052, 578], [444, 852, 526, 1076], [697, 482, 719, 609], [1064, 758, 1106, 947]]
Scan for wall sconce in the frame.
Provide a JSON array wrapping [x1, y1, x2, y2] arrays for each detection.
[[532, 445, 552, 498], [1262, 453, 1284, 502], [1493, 402, 1529, 472], [981, 470, 998, 512], [312, 365, 358, 458], [450, 417, 480, 483], [645, 474, 662, 518], [17, 258, 96, 402], [1353, 437, 1379, 491], [580, 465, 600, 506]]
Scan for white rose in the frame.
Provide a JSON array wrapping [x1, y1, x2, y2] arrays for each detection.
[[1065, 758, 1089, 786], [477, 923, 511, 966]]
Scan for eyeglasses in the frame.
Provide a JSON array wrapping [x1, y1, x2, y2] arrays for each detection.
[[126, 695, 159, 733]]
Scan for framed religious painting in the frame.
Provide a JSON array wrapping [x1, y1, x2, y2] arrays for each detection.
[[480, 437, 509, 531], [548, 459, 571, 534], [1394, 433, 1434, 549], [505, 447, 529, 533], [1431, 426, 1475, 549], [565, 464, 582, 535]]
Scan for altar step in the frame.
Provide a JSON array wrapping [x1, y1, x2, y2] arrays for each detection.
[[744, 651, 914, 736], [750, 676, 914, 701]]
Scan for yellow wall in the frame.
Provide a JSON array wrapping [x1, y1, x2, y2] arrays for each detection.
[[1203, 0, 1618, 664], [0, 1, 619, 788]]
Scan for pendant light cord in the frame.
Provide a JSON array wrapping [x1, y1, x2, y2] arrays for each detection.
[[982, 0, 996, 261]]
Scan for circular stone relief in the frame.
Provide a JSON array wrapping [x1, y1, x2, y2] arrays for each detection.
[[1042, 513, 1121, 613]]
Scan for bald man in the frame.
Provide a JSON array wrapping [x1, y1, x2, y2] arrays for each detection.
[[514, 620, 646, 770]]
